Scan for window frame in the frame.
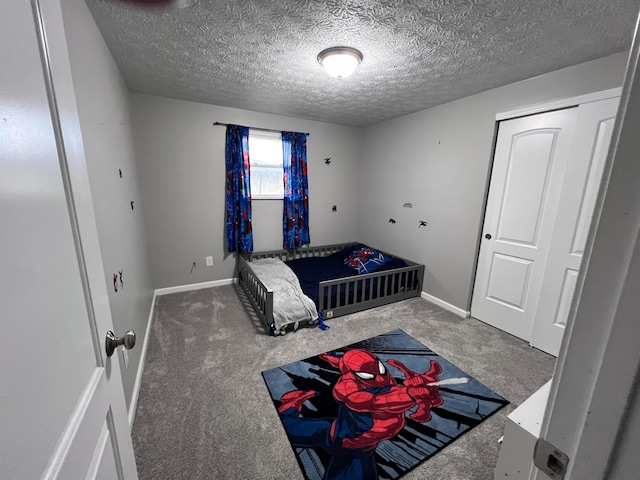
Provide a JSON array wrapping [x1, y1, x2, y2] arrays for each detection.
[[248, 130, 284, 200]]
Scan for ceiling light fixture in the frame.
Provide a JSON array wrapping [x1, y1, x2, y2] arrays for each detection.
[[317, 47, 363, 79]]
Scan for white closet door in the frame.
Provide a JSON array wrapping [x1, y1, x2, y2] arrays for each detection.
[[529, 97, 619, 356], [471, 109, 578, 340]]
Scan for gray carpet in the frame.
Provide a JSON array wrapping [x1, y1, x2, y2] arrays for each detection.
[[132, 285, 555, 480]]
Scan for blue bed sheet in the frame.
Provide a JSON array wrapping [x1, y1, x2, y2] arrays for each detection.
[[284, 244, 408, 308]]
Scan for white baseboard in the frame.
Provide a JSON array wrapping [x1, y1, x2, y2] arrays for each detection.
[[421, 291, 471, 318], [128, 290, 157, 427], [155, 278, 236, 296]]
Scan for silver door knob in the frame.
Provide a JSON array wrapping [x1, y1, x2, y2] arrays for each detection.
[[105, 330, 136, 358]]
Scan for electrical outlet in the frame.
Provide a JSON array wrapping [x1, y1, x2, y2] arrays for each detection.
[[121, 347, 129, 368], [205, 256, 213, 266]]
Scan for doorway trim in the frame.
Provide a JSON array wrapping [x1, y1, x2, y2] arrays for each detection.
[[532, 39, 640, 477]]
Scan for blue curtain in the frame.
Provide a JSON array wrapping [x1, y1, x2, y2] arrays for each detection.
[[282, 132, 310, 248], [225, 125, 253, 253]]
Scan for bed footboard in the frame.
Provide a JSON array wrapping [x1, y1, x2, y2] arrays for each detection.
[[237, 255, 274, 332], [238, 243, 358, 335]]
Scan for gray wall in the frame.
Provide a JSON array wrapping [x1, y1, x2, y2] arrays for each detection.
[[60, 0, 153, 409], [130, 94, 363, 289], [357, 52, 629, 310]]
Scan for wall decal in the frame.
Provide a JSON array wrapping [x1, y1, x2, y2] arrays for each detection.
[[418, 220, 428, 228], [130, 201, 134, 210], [119, 168, 123, 178], [118, 270, 124, 290], [332, 205, 337, 212], [190, 262, 196, 274], [324, 157, 331, 165], [113, 273, 119, 293], [388, 218, 396, 224], [403, 203, 413, 208]]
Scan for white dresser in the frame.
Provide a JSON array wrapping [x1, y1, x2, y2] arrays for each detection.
[[494, 381, 552, 479]]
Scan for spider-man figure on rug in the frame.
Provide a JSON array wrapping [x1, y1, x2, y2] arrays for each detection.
[[278, 349, 443, 480]]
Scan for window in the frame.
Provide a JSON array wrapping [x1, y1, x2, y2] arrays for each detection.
[[249, 130, 283, 199]]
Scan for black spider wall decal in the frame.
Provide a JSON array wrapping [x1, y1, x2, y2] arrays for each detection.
[[389, 218, 396, 224], [324, 157, 332, 165], [332, 205, 337, 212], [418, 220, 428, 228]]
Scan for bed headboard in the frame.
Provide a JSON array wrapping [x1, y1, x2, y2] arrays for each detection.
[[241, 242, 358, 262]]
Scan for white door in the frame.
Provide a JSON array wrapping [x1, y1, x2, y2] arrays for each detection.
[[0, 1, 137, 479], [471, 108, 578, 340], [529, 97, 619, 356]]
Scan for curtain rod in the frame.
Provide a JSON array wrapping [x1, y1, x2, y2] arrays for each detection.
[[213, 122, 310, 136]]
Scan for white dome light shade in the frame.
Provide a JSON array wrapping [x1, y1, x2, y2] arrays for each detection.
[[317, 47, 363, 79]]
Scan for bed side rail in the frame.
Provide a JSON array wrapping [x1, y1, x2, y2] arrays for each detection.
[[318, 263, 425, 317], [237, 254, 274, 328]]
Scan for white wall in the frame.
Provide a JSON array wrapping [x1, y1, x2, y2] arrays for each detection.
[[358, 52, 629, 310], [60, 0, 153, 409], [130, 93, 363, 289]]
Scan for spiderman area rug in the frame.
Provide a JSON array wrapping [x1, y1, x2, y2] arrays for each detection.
[[262, 329, 509, 480]]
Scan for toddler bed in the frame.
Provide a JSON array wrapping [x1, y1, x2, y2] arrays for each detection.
[[237, 242, 424, 335]]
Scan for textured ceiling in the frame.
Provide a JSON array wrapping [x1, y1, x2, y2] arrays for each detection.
[[86, 0, 640, 127]]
